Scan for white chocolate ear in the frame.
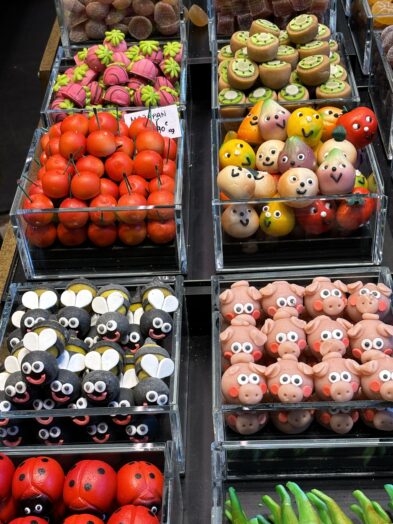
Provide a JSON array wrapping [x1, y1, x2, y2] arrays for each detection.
[[141, 354, 174, 379], [90, 314, 99, 327], [75, 290, 93, 308], [162, 295, 179, 313], [21, 291, 39, 310], [5, 356, 21, 374], [121, 369, 138, 389], [23, 332, 40, 352], [92, 297, 109, 314], [11, 310, 25, 328], [85, 351, 102, 371], [157, 358, 174, 379], [0, 373, 9, 391], [107, 292, 124, 312], [39, 291, 57, 310], [57, 351, 70, 370], [128, 307, 143, 325], [61, 290, 76, 307], [68, 354, 86, 372], [101, 349, 120, 371]]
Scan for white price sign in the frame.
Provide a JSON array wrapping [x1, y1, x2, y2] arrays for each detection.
[[124, 105, 182, 138]]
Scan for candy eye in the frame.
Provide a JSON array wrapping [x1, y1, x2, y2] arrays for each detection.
[[87, 425, 97, 435], [291, 374, 303, 386], [279, 374, 291, 385], [297, 112, 303, 117], [224, 152, 231, 158], [274, 211, 282, 218], [22, 362, 32, 375], [126, 425, 137, 436], [108, 401, 119, 408], [5, 386, 15, 397], [298, 154, 305, 160], [332, 329, 343, 340], [7, 426, 18, 436], [24, 317, 34, 328], [77, 397, 87, 408], [262, 205, 269, 212], [340, 163, 346, 169], [83, 381, 94, 394], [162, 322, 172, 334], [130, 332, 140, 343], [15, 382, 26, 394], [237, 374, 249, 385], [35, 505, 43, 513], [359, 288, 369, 295], [97, 324, 107, 335], [107, 320, 117, 331], [329, 407, 340, 414], [33, 400, 43, 411], [24, 509, 31, 516], [10, 337, 20, 348], [277, 297, 287, 307], [119, 400, 130, 407], [371, 290, 381, 298], [244, 303, 254, 314], [352, 123, 360, 130], [95, 381, 106, 393], [265, 116, 270, 122], [50, 426, 61, 438], [249, 373, 260, 384], [231, 342, 242, 353], [365, 116, 372, 123], [84, 337, 95, 348], [147, 391, 158, 402], [97, 422, 108, 434], [258, 153, 264, 159], [314, 114, 320, 119], [281, 155, 288, 163], [157, 394, 168, 405], [329, 372, 340, 383], [0, 429, 6, 438], [36, 317, 45, 323], [270, 149, 276, 155], [341, 371, 351, 382], [43, 399, 55, 409], [59, 317, 69, 327], [331, 289, 342, 297], [234, 303, 244, 314], [68, 317, 79, 329], [290, 175, 297, 182], [137, 424, 149, 436], [153, 317, 163, 328], [287, 296, 296, 307], [321, 330, 332, 340], [320, 289, 331, 298], [373, 338, 384, 349], [361, 339, 372, 350], [307, 178, 314, 185], [287, 331, 298, 342], [51, 380, 62, 392], [0, 400, 11, 412], [62, 383, 73, 395], [243, 343, 253, 353], [32, 362, 44, 373], [379, 370, 391, 382], [276, 332, 286, 343]]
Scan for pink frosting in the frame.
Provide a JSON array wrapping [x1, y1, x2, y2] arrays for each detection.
[[65, 67, 76, 79], [89, 81, 104, 104], [103, 64, 129, 86], [149, 49, 164, 65], [130, 58, 159, 82], [61, 83, 87, 107], [112, 52, 131, 68], [103, 85, 131, 106], [85, 46, 107, 73], [128, 77, 147, 90], [50, 99, 67, 122], [133, 88, 143, 107], [158, 89, 178, 106], [154, 77, 174, 90], [104, 41, 128, 53], [79, 68, 98, 86]]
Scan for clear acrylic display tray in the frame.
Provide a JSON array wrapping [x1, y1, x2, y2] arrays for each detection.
[[3, 441, 182, 524], [211, 117, 387, 272], [54, 0, 185, 48], [0, 276, 186, 472], [369, 30, 393, 160], [212, 267, 393, 444], [41, 32, 187, 126], [211, 442, 393, 523], [212, 33, 360, 115], [9, 124, 187, 280]]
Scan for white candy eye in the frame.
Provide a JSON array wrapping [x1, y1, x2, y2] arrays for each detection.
[[83, 381, 94, 394], [97, 422, 108, 434], [15, 382, 26, 394], [332, 289, 342, 297], [243, 342, 253, 353], [162, 322, 172, 334], [50, 426, 61, 438], [287, 296, 296, 307], [234, 303, 244, 314], [32, 362, 44, 373], [291, 374, 303, 386], [332, 329, 343, 340], [359, 288, 369, 295], [329, 372, 340, 383], [10, 337, 19, 348], [341, 371, 351, 382], [77, 397, 87, 408], [97, 324, 107, 335], [281, 155, 288, 163], [321, 330, 332, 340], [361, 339, 373, 350], [262, 205, 269, 212], [321, 289, 331, 298], [352, 123, 360, 130], [237, 374, 249, 385], [276, 332, 287, 343], [137, 424, 149, 436], [107, 320, 117, 330], [306, 178, 314, 185], [231, 342, 242, 353], [84, 337, 94, 348], [108, 401, 119, 407], [5, 386, 15, 397], [244, 303, 254, 314], [35, 505, 43, 513], [329, 407, 339, 415], [119, 400, 130, 407], [249, 373, 260, 384], [379, 370, 391, 382], [0, 400, 11, 412], [371, 290, 381, 298], [87, 425, 97, 435], [38, 429, 49, 440], [51, 380, 62, 392], [276, 297, 287, 307], [7, 426, 18, 436], [158, 394, 168, 405], [373, 338, 384, 349], [274, 211, 281, 219], [0, 428, 6, 438], [62, 383, 73, 395], [36, 317, 45, 323], [342, 408, 351, 413], [69, 317, 79, 329], [153, 317, 163, 328], [24, 508, 31, 516], [43, 399, 55, 409], [290, 175, 297, 183], [279, 374, 291, 385], [59, 317, 69, 327], [22, 362, 32, 374], [298, 154, 305, 160], [126, 425, 137, 436], [287, 331, 298, 342], [95, 381, 106, 393], [130, 332, 140, 342], [146, 391, 158, 402], [24, 317, 34, 328]]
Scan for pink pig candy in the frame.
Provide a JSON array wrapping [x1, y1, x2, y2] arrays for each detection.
[[358, 349, 393, 400], [348, 313, 393, 359], [225, 412, 268, 435], [316, 408, 359, 434], [304, 277, 348, 319], [346, 281, 392, 322], [361, 408, 393, 431], [261, 309, 307, 359], [219, 281, 262, 322], [221, 362, 267, 405], [305, 315, 353, 359], [312, 339, 360, 401], [259, 280, 305, 318], [220, 315, 266, 364], [271, 409, 314, 434], [265, 352, 314, 402]]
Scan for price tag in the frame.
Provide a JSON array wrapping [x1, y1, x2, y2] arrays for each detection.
[[124, 105, 182, 138]]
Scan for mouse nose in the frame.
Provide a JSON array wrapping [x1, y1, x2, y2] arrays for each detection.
[[332, 166, 337, 172], [265, 156, 270, 161], [290, 161, 295, 166], [300, 182, 305, 187]]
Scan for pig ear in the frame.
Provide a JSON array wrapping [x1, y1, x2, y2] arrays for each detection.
[[377, 323, 393, 337], [347, 324, 363, 338], [258, 413, 267, 425], [227, 414, 237, 426], [377, 283, 392, 297], [219, 289, 233, 305], [220, 328, 233, 342], [248, 286, 262, 301], [333, 280, 348, 293], [261, 319, 274, 335], [304, 317, 321, 334], [345, 359, 361, 375], [249, 363, 266, 375], [227, 365, 240, 376], [260, 283, 276, 298], [305, 281, 319, 295], [298, 362, 313, 376], [250, 328, 267, 346], [347, 281, 363, 294], [291, 318, 306, 329], [290, 284, 305, 297], [359, 361, 379, 376], [264, 363, 280, 378], [313, 362, 329, 377], [336, 318, 353, 331]]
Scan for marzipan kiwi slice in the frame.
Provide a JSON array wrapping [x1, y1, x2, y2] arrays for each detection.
[[259, 60, 292, 90], [227, 58, 259, 89], [247, 32, 279, 62], [287, 14, 319, 44], [296, 54, 330, 86]]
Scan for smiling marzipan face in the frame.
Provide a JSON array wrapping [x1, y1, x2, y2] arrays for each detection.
[[287, 107, 323, 148], [277, 167, 319, 207], [219, 139, 256, 169], [256, 140, 285, 173]]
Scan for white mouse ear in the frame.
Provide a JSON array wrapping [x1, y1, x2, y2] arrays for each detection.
[[90, 314, 99, 327], [147, 289, 165, 310], [0, 372, 9, 391], [162, 295, 179, 313], [21, 291, 39, 310], [23, 332, 40, 352], [61, 290, 76, 307], [38, 290, 58, 310], [120, 369, 138, 389], [75, 290, 93, 308], [5, 356, 21, 374], [68, 353, 86, 373], [140, 354, 174, 379], [92, 297, 109, 315], [107, 293, 124, 312], [11, 310, 25, 328], [128, 307, 143, 325], [57, 351, 70, 370], [101, 349, 120, 371], [85, 351, 102, 371]]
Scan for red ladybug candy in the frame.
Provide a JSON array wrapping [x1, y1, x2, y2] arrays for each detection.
[[0, 454, 15, 502], [63, 514, 105, 524], [0, 496, 16, 523], [116, 462, 163, 511], [63, 460, 116, 514], [108, 505, 159, 524], [9, 517, 48, 524], [12, 457, 64, 502]]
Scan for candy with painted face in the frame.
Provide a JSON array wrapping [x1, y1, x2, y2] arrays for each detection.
[[335, 107, 378, 149], [295, 200, 336, 235], [219, 281, 262, 322], [287, 107, 323, 148], [219, 139, 256, 169], [278, 136, 316, 173], [253, 170, 277, 198], [318, 106, 343, 141], [347, 314, 393, 360], [361, 408, 393, 431], [255, 140, 285, 173], [123, 415, 159, 443], [316, 408, 359, 434], [346, 281, 392, 322], [57, 306, 91, 338], [221, 362, 267, 405], [305, 315, 352, 359], [258, 99, 291, 141], [222, 204, 260, 238], [304, 277, 348, 319], [225, 412, 268, 435], [217, 166, 256, 199], [265, 353, 314, 402], [36, 420, 71, 446], [259, 202, 295, 237], [358, 350, 393, 401], [12, 309, 51, 335], [261, 309, 307, 359], [317, 148, 356, 195], [237, 100, 264, 145], [316, 131, 358, 166], [220, 315, 266, 364], [84, 419, 119, 444], [260, 280, 305, 318], [0, 421, 25, 447], [277, 168, 319, 207], [271, 409, 314, 434]]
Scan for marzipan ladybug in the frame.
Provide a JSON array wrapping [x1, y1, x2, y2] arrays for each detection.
[[0, 453, 15, 502], [116, 461, 163, 512], [107, 504, 159, 524], [63, 514, 104, 524]]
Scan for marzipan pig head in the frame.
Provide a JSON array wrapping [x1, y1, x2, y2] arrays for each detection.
[[304, 277, 348, 319], [221, 362, 267, 405], [265, 354, 313, 402], [262, 309, 307, 359], [225, 412, 268, 435], [362, 408, 393, 431], [219, 281, 262, 322], [220, 315, 266, 364], [346, 281, 392, 322], [316, 408, 359, 434], [259, 280, 305, 318], [347, 313, 393, 360], [358, 351, 393, 401], [305, 315, 353, 359], [271, 409, 314, 434]]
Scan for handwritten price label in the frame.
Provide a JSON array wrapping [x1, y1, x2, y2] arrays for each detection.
[[124, 105, 182, 138]]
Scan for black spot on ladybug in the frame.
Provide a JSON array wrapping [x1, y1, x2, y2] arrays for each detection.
[[32, 520, 39, 524], [135, 473, 142, 479], [87, 520, 94, 524], [38, 468, 45, 475], [97, 468, 105, 474], [149, 473, 155, 479], [41, 458, 49, 462], [19, 474, 25, 481], [69, 480, 75, 487], [0, 456, 3, 460], [84, 483, 92, 491]]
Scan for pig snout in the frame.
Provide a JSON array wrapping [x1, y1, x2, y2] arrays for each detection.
[[380, 381, 393, 401], [230, 353, 254, 365], [235, 415, 263, 434], [329, 413, 354, 434], [330, 381, 357, 402], [278, 384, 305, 403], [373, 411, 393, 431], [322, 296, 346, 316], [320, 339, 346, 356], [287, 410, 312, 427], [279, 341, 301, 357], [238, 384, 264, 404], [354, 295, 379, 315]]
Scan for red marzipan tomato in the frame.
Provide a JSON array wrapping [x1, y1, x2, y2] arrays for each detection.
[[57, 223, 87, 246], [118, 222, 147, 245], [76, 156, 105, 178], [149, 175, 175, 194], [88, 222, 117, 246], [147, 190, 174, 220], [59, 131, 86, 160], [71, 171, 100, 200], [86, 130, 117, 157], [22, 194, 54, 226], [336, 187, 375, 231], [45, 138, 60, 157], [61, 114, 89, 136], [89, 194, 117, 225], [40, 133, 50, 151], [134, 151, 163, 180], [88, 113, 118, 134], [100, 178, 119, 199], [162, 159, 176, 179], [59, 198, 89, 229], [115, 135, 134, 157], [49, 122, 62, 138], [40, 152, 48, 166], [37, 166, 47, 181], [46, 154, 75, 176], [117, 193, 147, 224], [147, 219, 176, 244], [336, 107, 377, 149], [26, 223, 57, 248], [128, 117, 157, 139], [136, 131, 164, 155], [163, 137, 177, 160], [42, 169, 70, 199], [116, 121, 129, 137], [119, 175, 149, 198], [105, 152, 134, 182], [28, 180, 44, 196]]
